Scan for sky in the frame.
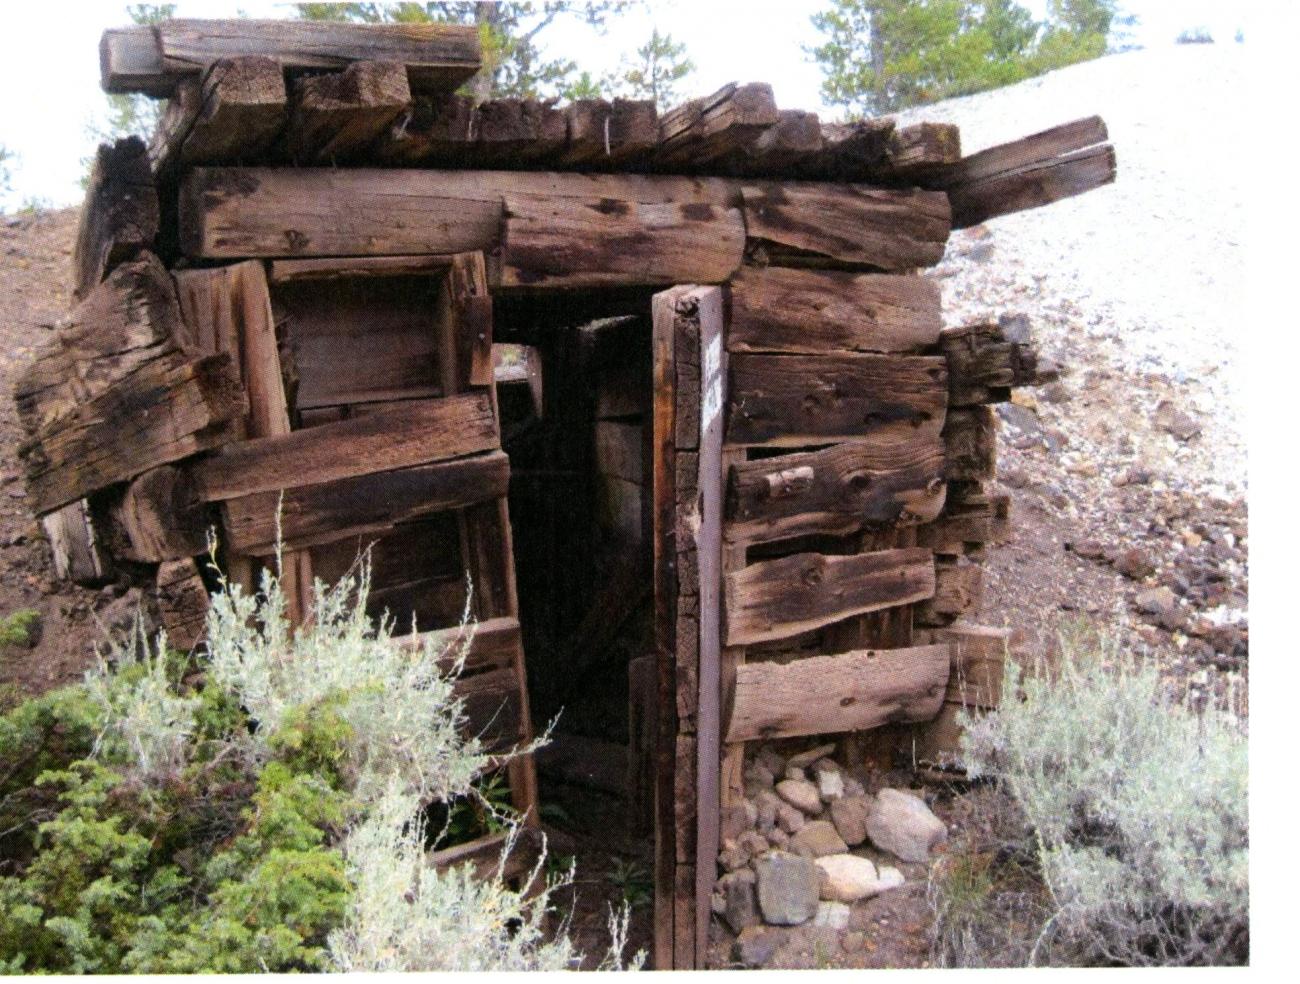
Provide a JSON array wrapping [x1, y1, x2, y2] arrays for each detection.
[[0, 0, 1261, 211]]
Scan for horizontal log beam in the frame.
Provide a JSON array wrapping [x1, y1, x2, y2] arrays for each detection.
[[221, 450, 509, 555], [917, 622, 1012, 709], [726, 437, 946, 545], [19, 354, 245, 516], [399, 615, 522, 677], [190, 392, 498, 502], [724, 643, 950, 742], [948, 143, 1116, 229], [101, 20, 481, 95], [724, 546, 935, 646], [726, 352, 947, 448], [178, 167, 736, 263], [728, 265, 942, 355]]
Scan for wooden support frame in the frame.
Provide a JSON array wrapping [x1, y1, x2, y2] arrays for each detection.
[[651, 283, 724, 969]]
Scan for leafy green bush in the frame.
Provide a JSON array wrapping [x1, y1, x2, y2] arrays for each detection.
[[0, 557, 639, 973], [939, 628, 1248, 966], [0, 609, 42, 650]]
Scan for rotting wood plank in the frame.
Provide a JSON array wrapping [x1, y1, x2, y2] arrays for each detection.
[[725, 351, 948, 448], [927, 115, 1108, 189], [102, 20, 481, 94], [269, 255, 454, 283], [475, 98, 567, 165], [874, 122, 961, 179], [190, 392, 497, 502], [154, 557, 210, 652], [429, 825, 542, 883], [72, 137, 159, 302], [914, 556, 984, 627], [560, 98, 658, 167], [947, 144, 1117, 229], [653, 82, 780, 169], [373, 93, 476, 165], [942, 321, 1058, 406], [42, 500, 111, 586], [723, 546, 936, 647], [943, 405, 997, 482], [16, 254, 182, 438], [917, 622, 1011, 709], [455, 666, 524, 752], [724, 643, 950, 742], [278, 60, 410, 164], [150, 57, 287, 175], [733, 109, 822, 174], [726, 437, 946, 545], [398, 615, 521, 676], [179, 167, 738, 260], [107, 465, 209, 563], [728, 265, 942, 355], [221, 450, 510, 555], [801, 117, 895, 180], [741, 180, 949, 271], [19, 354, 245, 516], [498, 193, 746, 289]]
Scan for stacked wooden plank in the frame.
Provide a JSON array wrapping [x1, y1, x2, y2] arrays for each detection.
[[10, 17, 1126, 970]]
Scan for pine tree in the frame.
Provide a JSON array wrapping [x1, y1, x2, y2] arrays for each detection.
[[615, 28, 695, 111]]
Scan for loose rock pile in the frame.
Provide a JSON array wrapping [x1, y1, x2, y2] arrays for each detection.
[[713, 742, 949, 963]]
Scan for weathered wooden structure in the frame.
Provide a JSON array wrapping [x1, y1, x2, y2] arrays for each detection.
[[15, 19, 1115, 968]]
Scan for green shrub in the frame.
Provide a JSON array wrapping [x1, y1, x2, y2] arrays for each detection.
[[0, 609, 41, 650], [945, 627, 1248, 966], [0, 554, 639, 973]]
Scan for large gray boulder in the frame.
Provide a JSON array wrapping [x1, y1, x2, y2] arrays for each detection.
[[753, 851, 820, 926]]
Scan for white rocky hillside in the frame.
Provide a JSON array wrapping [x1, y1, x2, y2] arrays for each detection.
[[900, 45, 1249, 681]]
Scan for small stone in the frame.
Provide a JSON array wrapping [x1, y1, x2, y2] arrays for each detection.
[[842, 776, 866, 799], [842, 931, 866, 954], [734, 926, 780, 968], [737, 830, 770, 859], [754, 851, 821, 926], [813, 900, 851, 930], [718, 869, 759, 934], [786, 743, 837, 770], [815, 853, 880, 902], [1040, 381, 1072, 403], [722, 804, 751, 842], [784, 765, 807, 782], [876, 865, 905, 891], [777, 803, 806, 834], [1135, 586, 1178, 618], [1068, 538, 1107, 560], [719, 847, 748, 872], [816, 768, 844, 802], [776, 778, 821, 815], [745, 761, 775, 789], [997, 311, 1032, 343], [1000, 466, 1031, 489], [768, 827, 790, 849], [829, 796, 869, 846], [757, 799, 778, 834], [789, 820, 848, 859], [757, 747, 786, 777], [1113, 547, 1156, 580], [1154, 399, 1201, 441], [864, 789, 947, 863]]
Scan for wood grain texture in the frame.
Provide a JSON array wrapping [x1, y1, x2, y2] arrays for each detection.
[[498, 194, 745, 288], [948, 144, 1116, 229], [942, 321, 1058, 406], [16, 254, 182, 438], [653, 82, 780, 169], [943, 405, 997, 482], [278, 60, 410, 164], [726, 436, 946, 544], [372, 93, 476, 165], [560, 98, 658, 166], [221, 450, 509, 555], [159, 19, 479, 91], [724, 643, 950, 741], [724, 547, 936, 646], [728, 265, 942, 354], [190, 392, 497, 501], [741, 180, 949, 270], [179, 167, 737, 260], [106, 465, 209, 563], [929, 115, 1107, 189], [398, 615, 522, 676], [154, 557, 210, 652], [475, 98, 567, 165], [725, 351, 947, 448], [917, 622, 1011, 708], [41, 500, 111, 586], [914, 556, 984, 627], [269, 255, 453, 282], [19, 354, 244, 516], [72, 137, 159, 302]]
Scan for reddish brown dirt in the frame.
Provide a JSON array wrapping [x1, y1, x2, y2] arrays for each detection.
[[0, 208, 109, 703]]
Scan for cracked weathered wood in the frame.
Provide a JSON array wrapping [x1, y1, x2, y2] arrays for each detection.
[[72, 137, 159, 301], [724, 643, 950, 741]]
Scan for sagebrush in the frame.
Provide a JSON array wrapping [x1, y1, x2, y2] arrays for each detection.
[[0, 554, 638, 973], [931, 627, 1248, 967]]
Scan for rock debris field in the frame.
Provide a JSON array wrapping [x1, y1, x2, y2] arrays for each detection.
[[903, 44, 1249, 696]]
